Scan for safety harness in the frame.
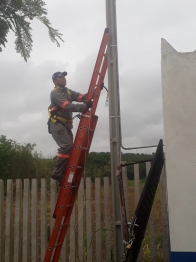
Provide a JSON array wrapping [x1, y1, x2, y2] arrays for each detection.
[[47, 87, 73, 133], [49, 111, 72, 122], [47, 110, 73, 134]]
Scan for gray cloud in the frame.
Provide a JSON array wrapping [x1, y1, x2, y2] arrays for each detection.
[[0, 0, 196, 156]]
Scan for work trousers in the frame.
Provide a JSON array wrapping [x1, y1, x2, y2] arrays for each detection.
[[50, 121, 73, 183]]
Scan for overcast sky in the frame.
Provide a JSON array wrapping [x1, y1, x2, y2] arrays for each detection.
[[1, 0, 196, 157]]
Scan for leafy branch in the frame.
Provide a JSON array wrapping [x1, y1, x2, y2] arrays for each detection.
[[0, 0, 64, 61]]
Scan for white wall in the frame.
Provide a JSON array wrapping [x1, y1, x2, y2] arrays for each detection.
[[161, 39, 196, 254]]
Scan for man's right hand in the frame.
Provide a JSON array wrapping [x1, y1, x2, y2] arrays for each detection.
[[85, 100, 93, 109]]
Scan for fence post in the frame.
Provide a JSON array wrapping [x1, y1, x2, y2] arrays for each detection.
[[41, 179, 47, 261], [70, 202, 76, 261], [31, 179, 38, 262], [95, 177, 101, 262], [14, 179, 22, 262], [146, 162, 156, 262], [78, 178, 84, 262], [22, 179, 30, 262], [104, 177, 111, 261], [50, 179, 57, 230], [122, 163, 129, 221], [160, 166, 170, 262], [0, 180, 4, 262], [134, 164, 143, 262], [5, 179, 14, 262], [86, 177, 92, 262]]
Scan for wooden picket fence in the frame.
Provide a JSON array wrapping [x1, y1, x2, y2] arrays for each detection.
[[0, 163, 169, 262]]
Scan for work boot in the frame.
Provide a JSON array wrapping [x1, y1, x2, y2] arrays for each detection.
[[51, 174, 63, 186]]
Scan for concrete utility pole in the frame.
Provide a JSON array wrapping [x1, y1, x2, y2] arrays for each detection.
[[105, 0, 123, 261]]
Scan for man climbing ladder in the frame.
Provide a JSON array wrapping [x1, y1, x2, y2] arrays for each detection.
[[43, 28, 109, 262], [48, 71, 92, 186]]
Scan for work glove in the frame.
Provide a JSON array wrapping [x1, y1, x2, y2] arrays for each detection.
[[82, 93, 88, 102], [85, 100, 93, 110]]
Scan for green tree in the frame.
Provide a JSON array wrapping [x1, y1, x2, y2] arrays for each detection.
[[85, 151, 153, 182], [0, 0, 63, 61], [0, 135, 55, 181], [0, 135, 154, 183], [0, 135, 14, 180], [0, 135, 35, 180], [85, 152, 111, 183]]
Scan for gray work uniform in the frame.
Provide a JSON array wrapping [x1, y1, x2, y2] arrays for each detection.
[[49, 86, 87, 183]]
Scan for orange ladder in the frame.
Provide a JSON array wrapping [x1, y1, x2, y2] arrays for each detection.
[[43, 28, 109, 262]]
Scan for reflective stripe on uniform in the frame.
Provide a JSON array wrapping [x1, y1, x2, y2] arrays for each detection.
[[57, 153, 70, 159], [61, 100, 69, 109], [77, 94, 83, 102], [50, 106, 58, 112]]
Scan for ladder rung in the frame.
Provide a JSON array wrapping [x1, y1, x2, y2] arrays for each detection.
[[88, 128, 94, 132], [82, 147, 88, 150], [81, 113, 91, 118], [60, 223, 68, 228], [71, 185, 78, 188], [93, 91, 99, 96], [54, 242, 62, 248], [66, 204, 73, 207], [77, 165, 83, 169], [98, 73, 104, 78]]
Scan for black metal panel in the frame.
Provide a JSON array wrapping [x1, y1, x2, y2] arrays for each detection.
[[127, 139, 164, 262]]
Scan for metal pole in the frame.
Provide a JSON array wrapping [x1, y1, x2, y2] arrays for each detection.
[[105, 1, 123, 261]]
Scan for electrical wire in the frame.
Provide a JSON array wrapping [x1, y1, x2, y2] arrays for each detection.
[[121, 159, 153, 167]]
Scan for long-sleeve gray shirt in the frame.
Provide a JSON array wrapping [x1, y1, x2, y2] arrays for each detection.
[[49, 86, 87, 129]]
